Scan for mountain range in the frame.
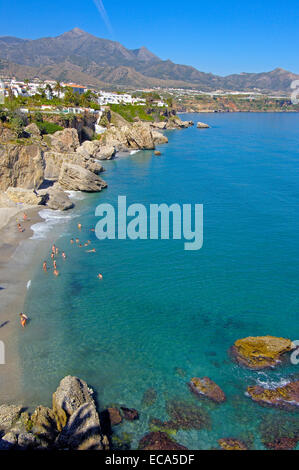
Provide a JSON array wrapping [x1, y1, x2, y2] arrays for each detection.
[[0, 28, 298, 93]]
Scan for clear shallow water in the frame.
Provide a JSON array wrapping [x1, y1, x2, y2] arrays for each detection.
[[20, 113, 299, 449]]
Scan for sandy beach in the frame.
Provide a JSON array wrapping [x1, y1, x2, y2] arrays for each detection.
[[0, 205, 42, 403]]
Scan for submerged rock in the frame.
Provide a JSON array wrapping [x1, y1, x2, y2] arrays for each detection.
[[120, 407, 139, 421], [139, 431, 188, 450], [166, 399, 211, 430], [218, 438, 248, 450], [260, 413, 299, 450], [189, 377, 226, 404], [231, 336, 293, 369], [247, 380, 299, 410]]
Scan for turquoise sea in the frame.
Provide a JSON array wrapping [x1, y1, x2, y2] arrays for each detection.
[[20, 113, 299, 449]]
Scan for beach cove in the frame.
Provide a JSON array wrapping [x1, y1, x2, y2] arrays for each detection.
[[0, 113, 298, 449]]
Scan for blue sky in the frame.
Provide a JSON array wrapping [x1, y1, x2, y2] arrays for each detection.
[[0, 0, 298, 75]]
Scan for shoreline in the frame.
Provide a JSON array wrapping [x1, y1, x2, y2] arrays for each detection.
[[0, 206, 42, 403]]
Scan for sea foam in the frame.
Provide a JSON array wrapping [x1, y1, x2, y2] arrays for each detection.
[[30, 209, 76, 240]]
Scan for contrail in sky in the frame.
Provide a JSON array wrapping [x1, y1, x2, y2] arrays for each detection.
[[93, 0, 114, 36]]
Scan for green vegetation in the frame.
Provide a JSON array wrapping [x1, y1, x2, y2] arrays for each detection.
[[36, 121, 63, 135], [110, 103, 166, 123]]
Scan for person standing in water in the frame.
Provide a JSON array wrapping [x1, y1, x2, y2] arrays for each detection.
[[43, 261, 47, 272], [19, 313, 28, 328], [62, 252, 66, 260]]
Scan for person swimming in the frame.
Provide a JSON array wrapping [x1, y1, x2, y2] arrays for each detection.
[[76, 238, 80, 244], [53, 260, 57, 270], [43, 261, 47, 272], [70, 239, 74, 244], [19, 313, 28, 328], [52, 244, 56, 254], [53, 269, 59, 277], [62, 252, 66, 260], [51, 253, 55, 260], [55, 247, 59, 255], [97, 273, 103, 280], [86, 248, 96, 253], [78, 223, 82, 230]]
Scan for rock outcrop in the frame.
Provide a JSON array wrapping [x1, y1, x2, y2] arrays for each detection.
[[52, 376, 95, 431], [24, 123, 42, 139], [231, 336, 293, 369], [100, 122, 164, 151], [0, 405, 23, 433], [57, 402, 103, 450], [0, 143, 44, 191], [5, 187, 46, 205], [44, 128, 80, 153], [31, 406, 58, 443], [197, 121, 210, 129], [247, 380, 299, 410], [58, 162, 107, 192], [40, 185, 74, 211], [189, 377, 226, 403], [139, 431, 188, 450], [76, 140, 115, 160]]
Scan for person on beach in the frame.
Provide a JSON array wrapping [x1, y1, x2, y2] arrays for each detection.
[[17, 223, 24, 233], [23, 213, 28, 221], [62, 252, 66, 260], [98, 273, 103, 280], [19, 313, 28, 328], [43, 261, 47, 272]]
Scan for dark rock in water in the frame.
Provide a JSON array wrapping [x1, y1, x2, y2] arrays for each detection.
[[247, 380, 299, 410], [107, 408, 122, 426], [166, 399, 211, 430], [100, 407, 122, 435], [154, 151, 162, 156], [142, 388, 157, 407], [189, 377, 226, 404], [139, 431, 188, 450], [218, 438, 248, 450], [120, 407, 139, 421], [265, 437, 298, 450], [260, 414, 299, 450]]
